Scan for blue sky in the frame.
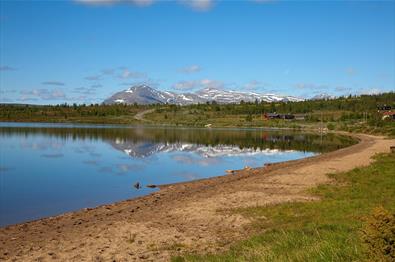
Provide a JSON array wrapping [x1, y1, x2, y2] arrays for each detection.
[[0, 0, 394, 104]]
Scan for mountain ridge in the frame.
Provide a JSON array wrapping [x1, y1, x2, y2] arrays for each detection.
[[103, 85, 304, 105]]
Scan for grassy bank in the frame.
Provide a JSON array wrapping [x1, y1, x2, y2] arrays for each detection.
[[145, 110, 395, 137], [173, 152, 395, 261]]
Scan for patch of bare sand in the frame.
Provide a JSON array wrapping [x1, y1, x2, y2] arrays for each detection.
[[0, 134, 393, 261]]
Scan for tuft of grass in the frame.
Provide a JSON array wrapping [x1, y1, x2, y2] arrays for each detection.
[[173, 153, 395, 261], [127, 232, 136, 244]]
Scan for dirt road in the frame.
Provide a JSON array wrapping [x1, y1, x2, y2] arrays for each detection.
[[133, 109, 155, 122], [0, 133, 394, 261]]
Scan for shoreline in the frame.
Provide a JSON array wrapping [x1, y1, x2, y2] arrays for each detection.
[[0, 119, 317, 131], [1, 132, 394, 261]]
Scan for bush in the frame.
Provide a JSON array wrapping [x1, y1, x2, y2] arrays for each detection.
[[361, 206, 395, 261], [245, 114, 253, 122], [327, 123, 335, 130]]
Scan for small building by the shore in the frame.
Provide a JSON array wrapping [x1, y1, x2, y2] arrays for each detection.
[[382, 111, 395, 121], [263, 113, 296, 120]]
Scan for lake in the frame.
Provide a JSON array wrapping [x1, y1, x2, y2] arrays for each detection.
[[0, 122, 356, 227]]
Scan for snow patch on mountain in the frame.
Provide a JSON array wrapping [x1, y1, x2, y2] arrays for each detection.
[[311, 93, 336, 100]]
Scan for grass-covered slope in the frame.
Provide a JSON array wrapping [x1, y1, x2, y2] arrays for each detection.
[[173, 152, 395, 262]]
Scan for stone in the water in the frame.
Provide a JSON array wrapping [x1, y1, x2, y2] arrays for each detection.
[[146, 184, 157, 188]]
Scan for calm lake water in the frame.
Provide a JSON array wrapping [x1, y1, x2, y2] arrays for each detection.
[[0, 122, 356, 227]]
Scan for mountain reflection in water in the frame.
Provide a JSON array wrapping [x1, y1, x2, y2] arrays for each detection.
[[0, 123, 356, 154]]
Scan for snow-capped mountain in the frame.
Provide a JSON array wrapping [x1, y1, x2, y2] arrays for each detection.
[[195, 87, 302, 103], [103, 85, 303, 105], [311, 93, 336, 100], [108, 139, 294, 159]]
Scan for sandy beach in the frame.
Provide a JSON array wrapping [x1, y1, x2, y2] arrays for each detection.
[[0, 133, 394, 262]]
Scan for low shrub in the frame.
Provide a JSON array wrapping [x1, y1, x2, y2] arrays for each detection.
[[361, 206, 395, 261]]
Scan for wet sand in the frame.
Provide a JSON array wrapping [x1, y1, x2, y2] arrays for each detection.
[[1, 133, 394, 261]]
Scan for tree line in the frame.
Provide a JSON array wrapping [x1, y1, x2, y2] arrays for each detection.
[[0, 92, 394, 123]]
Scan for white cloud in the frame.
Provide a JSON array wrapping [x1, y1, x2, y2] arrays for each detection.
[[119, 69, 146, 79], [75, 0, 273, 10], [91, 84, 103, 88], [42, 81, 65, 86], [179, 0, 214, 11], [85, 75, 102, 81], [75, 0, 118, 5], [101, 68, 115, 75], [131, 0, 154, 6], [76, 0, 214, 10], [334, 86, 349, 93], [243, 80, 270, 91], [84, 67, 145, 82], [345, 67, 357, 76], [20, 89, 66, 101], [172, 79, 224, 91], [75, 0, 154, 7], [200, 79, 224, 89], [119, 78, 161, 88], [0, 89, 16, 94], [73, 87, 97, 95], [252, 0, 275, 3], [0, 65, 17, 71], [173, 80, 200, 90], [179, 64, 202, 73], [295, 83, 328, 90], [0, 96, 13, 102]]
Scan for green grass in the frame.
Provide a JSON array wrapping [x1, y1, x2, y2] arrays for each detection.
[[173, 153, 395, 262], [145, 110, 395, 137]]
